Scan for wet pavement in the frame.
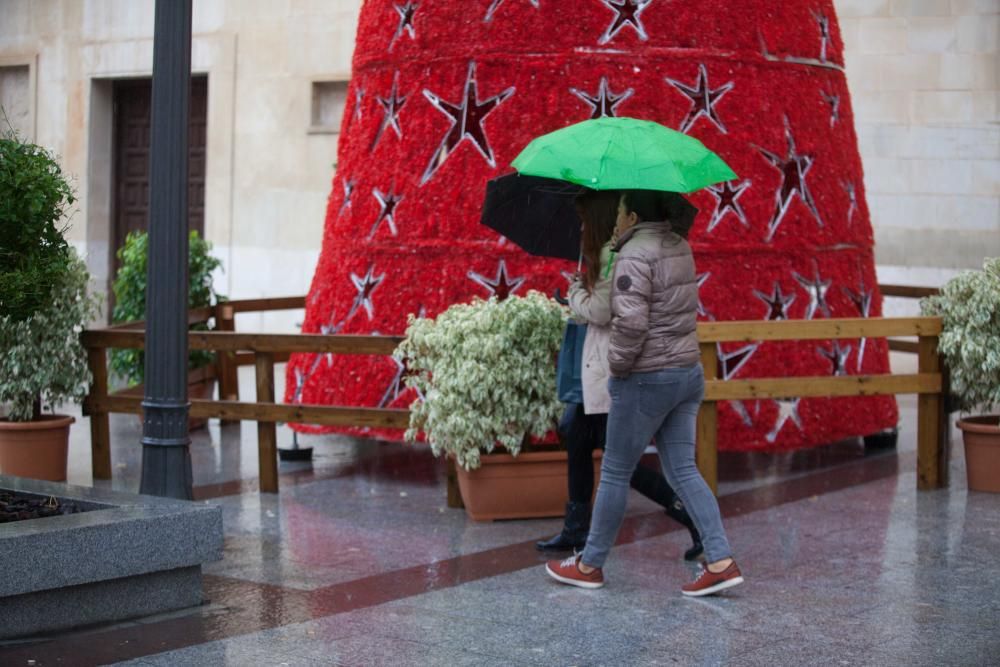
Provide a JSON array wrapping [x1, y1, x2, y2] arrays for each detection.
[[1, 362, 998, 666]]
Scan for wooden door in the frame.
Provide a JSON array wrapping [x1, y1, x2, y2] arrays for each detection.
[[110, 76, 208, 312]]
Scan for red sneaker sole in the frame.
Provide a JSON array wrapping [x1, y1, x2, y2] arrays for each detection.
[[545, 564, 605, 589], [681, 575, 744, 597]]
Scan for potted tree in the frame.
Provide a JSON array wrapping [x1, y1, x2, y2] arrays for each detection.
[[0, 131, 100, 481], [922, 258, 1000, 492], [110, 230, 226, 430], [397, 291, 594, 520]]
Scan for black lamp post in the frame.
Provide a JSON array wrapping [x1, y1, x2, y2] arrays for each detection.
[[140, 0, 194, 499]]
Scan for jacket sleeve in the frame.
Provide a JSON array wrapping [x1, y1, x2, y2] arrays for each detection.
[[568, 264, 613, 327], [608, 256, 652, 377]]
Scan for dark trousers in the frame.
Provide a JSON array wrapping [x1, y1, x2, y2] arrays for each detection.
[[559, 402, 672, 506]]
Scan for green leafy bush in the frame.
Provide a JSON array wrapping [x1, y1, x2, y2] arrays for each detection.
[[0, 128, 100, 421], [921, 257, 1000, 413], [397, 292, 566, 470], [0, 131, 73, 322], [1, 250, 100, 420], [110, 230, 226, 385]]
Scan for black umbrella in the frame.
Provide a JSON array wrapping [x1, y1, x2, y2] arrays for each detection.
[[480, 173, 699, 263], [480, 173, 586, 262]]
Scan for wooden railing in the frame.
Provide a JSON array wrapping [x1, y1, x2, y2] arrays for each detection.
[[694, 316, 946, 494], [82, 288, 945, 496]]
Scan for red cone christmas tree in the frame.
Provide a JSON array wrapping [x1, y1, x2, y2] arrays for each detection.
[[286, 0, 898, 451]]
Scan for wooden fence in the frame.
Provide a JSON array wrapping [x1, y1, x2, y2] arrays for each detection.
[[82, 286, 945, 495]]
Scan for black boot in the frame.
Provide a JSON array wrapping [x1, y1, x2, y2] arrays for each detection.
[[631, 464, 704, 561], [663, 494, 704, 561], [536, 502, 590, 551]]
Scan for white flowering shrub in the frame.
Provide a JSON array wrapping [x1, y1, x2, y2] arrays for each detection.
[[397, 291, 567, 470], [921, 257, 1000, 413], [0, 249, 101, 421]]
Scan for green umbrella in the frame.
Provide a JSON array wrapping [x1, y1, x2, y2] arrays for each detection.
[[511, 116, 737, 193]]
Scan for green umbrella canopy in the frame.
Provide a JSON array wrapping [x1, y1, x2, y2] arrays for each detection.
[[511, 116, 737, 193]]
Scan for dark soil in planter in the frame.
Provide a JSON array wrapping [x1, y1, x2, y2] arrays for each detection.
[[0, 491, 85, 524]]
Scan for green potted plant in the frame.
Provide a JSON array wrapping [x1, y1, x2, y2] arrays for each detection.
[[110, 229, 226, 429], [922, 257, 1000, 493], [397, 291, 586, 520], [0, 130, 101, 481]]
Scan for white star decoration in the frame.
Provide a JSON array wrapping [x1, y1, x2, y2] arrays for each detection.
[[767, 398, 803, 443], [485, 0, 539, 23], [717, 342, 758, 381], [371, 71, 407, 151], [570, 76, 634, 119], [843, 281, 873, 370], [420, 62, 515, 185], [339, 178, 355, 216], [370, 188, 403, 239], [291, 266, 386, 404], [389, 2, 418, 51], [821, 88, 840, 127], [696, 272, 712, 319], [817, 341, 852, 376], [467, 260, 525, 301], [350, 265, 386, 321], [379, 356, 419, 407], [812, 10, 831, 63], [706, 180, 751, 233], [756, 117, 823, 242], [753, 282, 796, 321], [352, 88, 364, 126], [666, 64, 735, 134], [793, 267, 832, 320], [598, 0, 652, 45], [842, 180, 857, 226], [718, 341, 759, 428]]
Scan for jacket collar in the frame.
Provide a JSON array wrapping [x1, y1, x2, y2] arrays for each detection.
[[613, 220, 670, 251]]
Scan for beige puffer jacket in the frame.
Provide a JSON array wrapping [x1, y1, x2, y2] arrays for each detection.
[[607, 221, 700, 377], [567, 241, 615, 415]]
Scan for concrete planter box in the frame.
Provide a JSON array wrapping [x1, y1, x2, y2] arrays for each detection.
[[0, 475, 223, 640]]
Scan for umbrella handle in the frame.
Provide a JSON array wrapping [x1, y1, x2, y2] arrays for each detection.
[[553, 288, 569, 306]]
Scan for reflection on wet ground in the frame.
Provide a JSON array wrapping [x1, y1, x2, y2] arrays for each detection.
[[2, 394, 997, 666]]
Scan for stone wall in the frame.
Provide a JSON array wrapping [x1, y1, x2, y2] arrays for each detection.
[[836, 0, 999, 295]]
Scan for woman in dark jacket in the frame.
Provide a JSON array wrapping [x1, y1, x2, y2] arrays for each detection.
[[537, 190, 702, 561]]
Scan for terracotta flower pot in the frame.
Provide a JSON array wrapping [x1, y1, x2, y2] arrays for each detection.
[[0, 414, 75, 482], [455, 449, 602, 521], [957, 415, 1000, 493]]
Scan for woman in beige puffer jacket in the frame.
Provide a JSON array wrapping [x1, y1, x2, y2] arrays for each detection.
[[545, 190, 742, 597], [536, 190, 702, 559]]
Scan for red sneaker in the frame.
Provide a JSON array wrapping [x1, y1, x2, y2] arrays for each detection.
[[681, 561, 744, 597], [545, 554, 605, 589]]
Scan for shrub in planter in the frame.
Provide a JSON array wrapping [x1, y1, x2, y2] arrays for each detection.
[[922, 257, 1000, 491], [110, 230, 226, 386], [0, 250, 99, 421], [396, 292, 566, 471], [0, 129, 100, 480]]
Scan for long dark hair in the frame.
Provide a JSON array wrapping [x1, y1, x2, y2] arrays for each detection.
[[574, 190, 619, 290], [620, 189, 695, 238]]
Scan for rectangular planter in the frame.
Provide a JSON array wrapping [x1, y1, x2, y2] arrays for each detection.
[[0, 475, 223, 639], [455, 449, 602, 521]]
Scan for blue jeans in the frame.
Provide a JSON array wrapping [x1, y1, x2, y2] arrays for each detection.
[[581, 365, 732, 567]]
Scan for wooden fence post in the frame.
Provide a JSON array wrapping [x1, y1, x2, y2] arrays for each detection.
[[215, 303, 240, 425], [86, 347, 113, 480], [255, 352, 279, 493], [917, 335, 944, 490], [697, 342, 719, 494]]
